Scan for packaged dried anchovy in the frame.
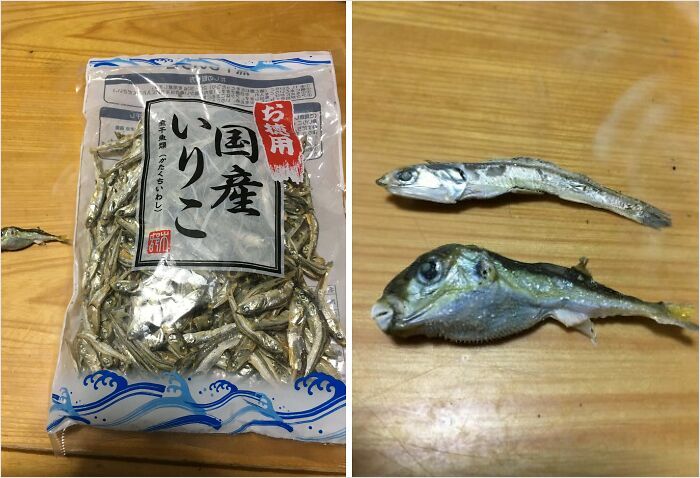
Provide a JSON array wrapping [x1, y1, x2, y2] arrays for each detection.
[[48, 53, 346, 446]]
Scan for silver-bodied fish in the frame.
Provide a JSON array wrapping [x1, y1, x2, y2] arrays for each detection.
[[1, 226, 70, 252], [66, 125, 345, 382], [371, 244, 696, 343], [376, 158, 671, 228]]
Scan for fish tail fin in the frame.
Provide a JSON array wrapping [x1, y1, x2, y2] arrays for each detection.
[[654, 303, 698, 331], [57, 235, 71, 245], [638, 204, 672, 229]]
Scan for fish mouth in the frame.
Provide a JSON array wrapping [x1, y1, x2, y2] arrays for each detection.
[[378, 182, 452, 203], [371, 298, 428, 334], [371, 301, 394, 331], [375, 175, 389, 187]]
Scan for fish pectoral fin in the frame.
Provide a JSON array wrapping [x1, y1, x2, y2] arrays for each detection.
[[572, 319, 597, 344], [510, 188, 544, 195], [549, 309, 597, 344], [572, 257, 592, 278]]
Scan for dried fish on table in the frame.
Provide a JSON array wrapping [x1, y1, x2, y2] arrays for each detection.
[[376, 158, 672, 228], [1, 226, 70, 252], [372, 244, 697, 343], [70, 124, 345, 384]]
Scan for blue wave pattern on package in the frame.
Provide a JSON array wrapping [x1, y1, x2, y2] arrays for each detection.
[[48, 371, 345, 442], [88, 56, 332, 71]]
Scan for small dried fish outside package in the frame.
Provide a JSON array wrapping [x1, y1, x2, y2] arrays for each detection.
[[1, 226, 70, 252], [48, 53, 346, 446]]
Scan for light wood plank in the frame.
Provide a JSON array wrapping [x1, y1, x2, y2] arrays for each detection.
[[1, 449, 339, 477], [1, 2, 344, 475], [352, 2, 698, 476]]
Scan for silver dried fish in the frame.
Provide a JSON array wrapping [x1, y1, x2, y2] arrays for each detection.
[[71, 125, 345, 384], [376, 158, 672, 228]]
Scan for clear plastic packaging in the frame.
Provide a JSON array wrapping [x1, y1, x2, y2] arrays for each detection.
[[48, 53, 346, 451]]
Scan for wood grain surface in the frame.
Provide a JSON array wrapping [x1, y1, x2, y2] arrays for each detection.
[[1, 449, 339, 477], [352, 2, 698, 476], [1, 2, 344, 475]]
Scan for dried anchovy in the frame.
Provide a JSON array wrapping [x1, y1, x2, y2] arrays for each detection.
[[376, 158, 672, 228], [1, 226, 70, 252], [71, 124, 344, 384]]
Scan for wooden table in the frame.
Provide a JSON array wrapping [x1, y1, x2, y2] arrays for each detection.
[[352, 2, 698, 476], [1, 2, 345, 475]]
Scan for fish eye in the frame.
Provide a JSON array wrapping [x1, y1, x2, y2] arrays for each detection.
[[417, 258, 442, 285], [395, 168, 417, 183]]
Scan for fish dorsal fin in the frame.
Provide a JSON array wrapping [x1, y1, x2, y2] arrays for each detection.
[[509, 156, 560, 169], [572, 257, 592, 278]]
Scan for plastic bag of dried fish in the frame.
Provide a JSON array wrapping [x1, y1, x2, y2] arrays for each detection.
[[48, 53, 346, 447]]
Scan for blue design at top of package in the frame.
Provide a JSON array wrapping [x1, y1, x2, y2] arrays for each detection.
[[89, 57, 331, 71], [48, 370, 345, 442], [99, 103, 319, 122], [105, 73, 315, 89]]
